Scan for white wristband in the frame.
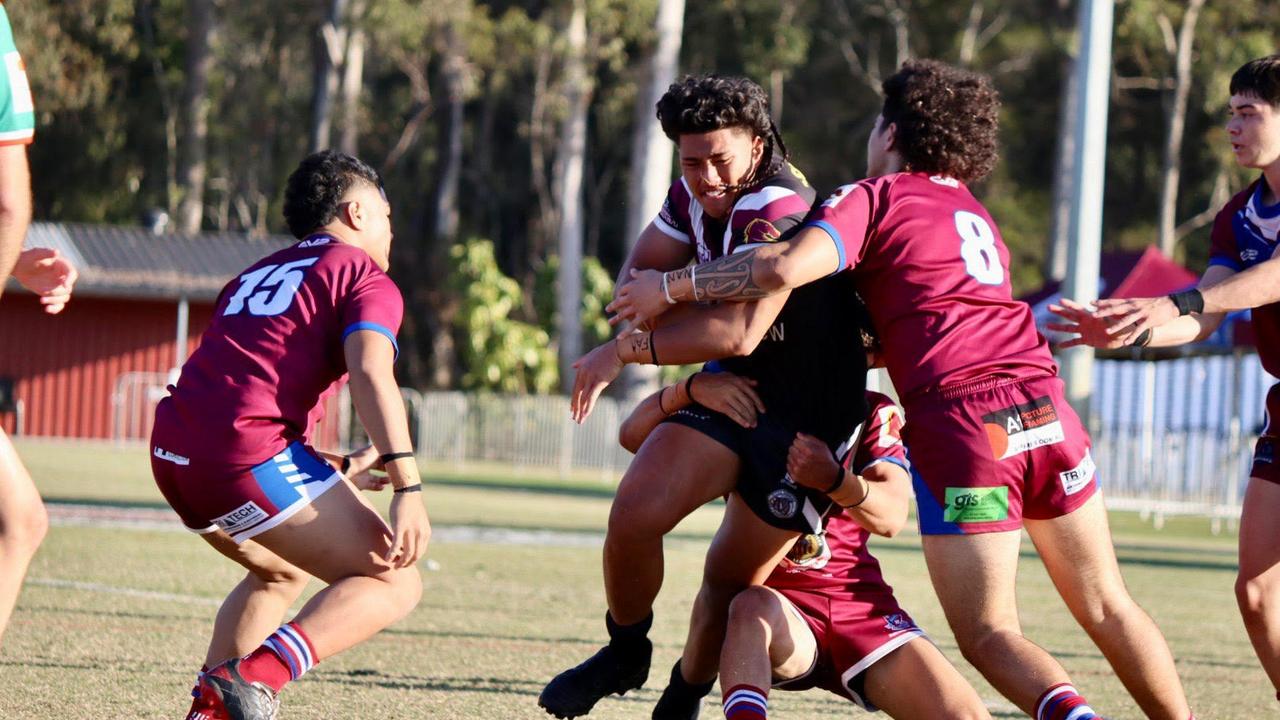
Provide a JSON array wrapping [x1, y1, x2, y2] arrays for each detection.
[[690, 266, 699, 301], [661, 272, 676, 304]]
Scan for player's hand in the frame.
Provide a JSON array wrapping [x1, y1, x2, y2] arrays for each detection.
[[1046, 298, 1128, 349], [570, 339, 625, 424], [386, 491, 431, 568], [350, 468, 390, 492], [688, 372, 764, 428], [786, 433, 841, 491], [1091, 295, 1179, 345], [606, 268, 671, 332], [13, 248, 77, 315]]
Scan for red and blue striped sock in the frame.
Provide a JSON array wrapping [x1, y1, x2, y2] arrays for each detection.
[[239, 622, 317, 692], [723, 684, 768, 719], [1036, 683, 1099, 720]]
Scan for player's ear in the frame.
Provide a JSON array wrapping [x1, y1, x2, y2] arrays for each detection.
[[344, 199, 365, 230], [882, 121, 898, 153]]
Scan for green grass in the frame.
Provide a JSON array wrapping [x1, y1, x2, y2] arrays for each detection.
[[1, 439, 1271, 717]]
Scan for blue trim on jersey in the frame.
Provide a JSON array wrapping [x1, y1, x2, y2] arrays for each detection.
[[343, 321, 399, 360], [808, 220, 846, 276], [911, 463, 965, 535], [1208, 256, 1243, 272], [702, 360, 724, 374], [1253, 181, 1280, 220], [860, 456, 909, 476]]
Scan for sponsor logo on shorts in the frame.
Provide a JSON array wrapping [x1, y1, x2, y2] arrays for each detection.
[[943, 486, 1010, 523], [982, 396, 1065, 460], [1243, 249, 1260, 262], [1059, 450, 1096, 496], [213, 501, 269, 534], [883, 612, 915, 633], [152, 447, 190, 466], [671, 408, 712, 421], [767, 489, 799, 519], [1257, 438, 1275, 465]]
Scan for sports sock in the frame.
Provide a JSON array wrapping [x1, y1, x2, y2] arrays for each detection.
[[665, 659, 715, 697], [238, 622, 317, 692], [191, 664, 210, 697], [722, 684, 768, 719], [605, 610, 653, 652], [1035, 683, 1098, 720]]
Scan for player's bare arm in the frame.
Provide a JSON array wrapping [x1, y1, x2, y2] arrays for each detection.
[[618, 371, 764, 453], [614, 221, 694, 297], [786, 433, 911, 538], [0, 144, 30, 296], [344, 330, 431, 568], [607, 226, 839, 329], [1058, 264, 1238, 347], [11, 248, 77, 315], [570, 290, 788, 423]]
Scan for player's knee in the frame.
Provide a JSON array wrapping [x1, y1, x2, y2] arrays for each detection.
[[951, 622, 1004, 665], [606, 494, 673, 545], [1236, 571, 1277, 619], [0, 496, 47, 555], [727, 586, 783, 630], [386, 565, 423, 618]]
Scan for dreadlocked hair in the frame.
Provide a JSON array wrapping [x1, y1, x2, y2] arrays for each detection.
[[656, 74, 789, 191]]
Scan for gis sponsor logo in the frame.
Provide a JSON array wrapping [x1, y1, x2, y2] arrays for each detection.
[[883, 612, 915, 633], [982, 396, 1065, 460], [153, 447, 190, 466], [213, 501, 269, 534], [767, 489, 799, 519], [1257, 438, 1275, 465], [943, 486, 1010, 523], [1059, 450, 1096, 496]]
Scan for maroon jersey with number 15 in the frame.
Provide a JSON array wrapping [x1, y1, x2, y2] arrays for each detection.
[[806, 172, 1056, 401], [153, 234, 403, 465]]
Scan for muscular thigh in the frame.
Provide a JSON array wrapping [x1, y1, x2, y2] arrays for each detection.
[[612, 422, 741, 535]]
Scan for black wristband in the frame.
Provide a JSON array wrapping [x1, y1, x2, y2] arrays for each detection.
[[393, 484, 422, 494], [685, 373, 698, 404], [1168, 289, 1204, 316], [839, 476, 871, 509], [379, 451, 415, 464], [823, 465, 845, 494], [1130, 328, 1153, 348], [340, 455, 351, 474], [657, 386, 669, 415], [649, 331, 659, 365]]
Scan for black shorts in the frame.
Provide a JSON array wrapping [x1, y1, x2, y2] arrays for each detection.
[[663, 405, 853, 534]]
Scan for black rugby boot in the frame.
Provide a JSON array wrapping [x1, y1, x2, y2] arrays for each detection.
[[538, 612, 653, 718], [651, 660, 715, 720]]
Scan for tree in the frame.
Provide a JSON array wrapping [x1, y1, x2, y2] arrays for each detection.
[[176, 0, 215, 234], [555, 0, 590, 391]]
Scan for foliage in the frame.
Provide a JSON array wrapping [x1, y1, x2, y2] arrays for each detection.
[[533, 254, 615, 351]]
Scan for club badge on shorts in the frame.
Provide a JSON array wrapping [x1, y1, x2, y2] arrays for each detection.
[[767, 489, 799, 519]]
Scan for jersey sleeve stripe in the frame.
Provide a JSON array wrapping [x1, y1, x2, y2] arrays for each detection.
[[1207, 256, 1242, 272], [0, 128, 34, 143], [858, 456, 910, 475], [807, 220, 846, 275], [342, 321, 400, 360], [653, 215, 691, 243], [733, 184, 802, 212]]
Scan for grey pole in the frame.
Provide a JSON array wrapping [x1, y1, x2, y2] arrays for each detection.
[[1061, 0, 1114, 425]]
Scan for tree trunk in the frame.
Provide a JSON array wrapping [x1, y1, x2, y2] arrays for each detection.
[[176, 0, 215, 235], [434, 20, 465, 242], [1157, 0, 1205, 258], [338, 0, 367, 156], [619, 0, 684, 404], [1047, 52, 1077, 282], [556, 0, 591, 392], [309, 0, 346, 152]]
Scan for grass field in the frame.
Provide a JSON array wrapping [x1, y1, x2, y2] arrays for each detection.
[[0, 439, 1269, 718]]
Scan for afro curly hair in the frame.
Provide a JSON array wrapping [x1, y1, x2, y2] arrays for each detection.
[[880, 60, 1000, 183], [282, 150, 382, 239], [656, 74, 789, 188]]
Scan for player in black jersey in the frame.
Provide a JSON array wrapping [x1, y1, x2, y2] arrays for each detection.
[[539, 75, 873, 720]]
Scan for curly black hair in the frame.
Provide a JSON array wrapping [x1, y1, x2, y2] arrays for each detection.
[[656, 74, 789, 188], [880, 60, 1000, 183], [282, 150, 382, 239], [1231, 55, 1280, 107]]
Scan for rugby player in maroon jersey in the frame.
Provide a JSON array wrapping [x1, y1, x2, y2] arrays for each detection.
[[540, 76, 873, 720], [153, 151, 429, 720], [612, 60, 1195, 720], [1052, 54, 1280, 704]]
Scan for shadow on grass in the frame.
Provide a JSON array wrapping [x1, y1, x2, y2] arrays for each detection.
[[42, 495, 171, 511]]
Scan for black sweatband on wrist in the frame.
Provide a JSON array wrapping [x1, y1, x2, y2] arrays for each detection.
[[379, 451, 415, 464], [393, 484, 422, 494], [823, 465, 845, 494], [340, 455, 351, 474], [657, 386, 669, 415], [1168, 289, 1204, 316], [685, 373, 698, 404], [649, 331, 659, 365], [1130, 328, 1153, 348]]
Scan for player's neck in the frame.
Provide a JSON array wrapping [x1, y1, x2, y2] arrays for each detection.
[[1262, 163, 1280, 206], [318, 224, 358, 248]]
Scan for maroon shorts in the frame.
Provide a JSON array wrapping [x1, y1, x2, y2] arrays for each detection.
[[905, 375, 1098, 535], [773, 585, 925, 711], [1251, 383, 1280, 484], [151, 439, 343, 544]]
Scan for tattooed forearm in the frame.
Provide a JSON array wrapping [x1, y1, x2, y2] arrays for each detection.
[[694, 249, 771, 301]]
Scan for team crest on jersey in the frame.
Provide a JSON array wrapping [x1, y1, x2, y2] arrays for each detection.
[[767, 489, 799, 519], [781, 532, 831, 571], [982, 396, 1065, 460], [744, 218, 782, 244], [883, 612, 915, 633]]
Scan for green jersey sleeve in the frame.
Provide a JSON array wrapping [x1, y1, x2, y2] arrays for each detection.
[[0, 5, 33, 145]]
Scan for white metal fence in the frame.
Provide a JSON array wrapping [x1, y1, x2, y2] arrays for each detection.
[[112, 353, 1276, 525]]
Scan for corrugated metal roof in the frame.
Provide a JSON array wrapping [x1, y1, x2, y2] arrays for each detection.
[[19, 222, 294, 301]]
